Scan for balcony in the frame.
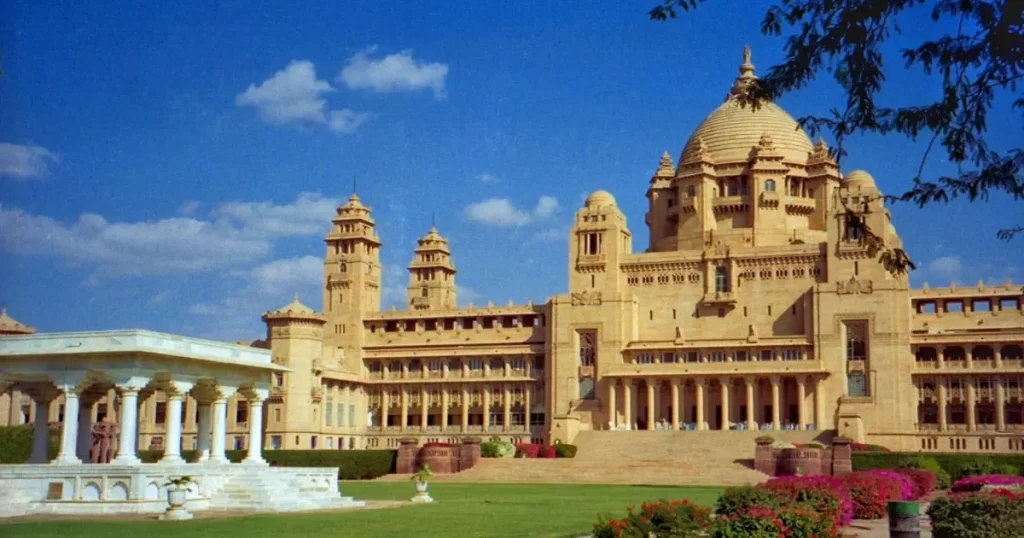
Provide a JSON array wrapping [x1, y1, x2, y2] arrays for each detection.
[[701, 291, 737, 306], [784, 196, 817, 214], [616, 359, 825, 376]]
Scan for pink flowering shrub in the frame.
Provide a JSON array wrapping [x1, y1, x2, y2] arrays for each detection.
[[950, 474, 1024, 493], [860, 470, 916, 500], [839, 472, 905, 519], [760, 475, 854, 527], [513, 443, 540, 458], [712, 505, 840, 538], [894, 468, 939, 499]]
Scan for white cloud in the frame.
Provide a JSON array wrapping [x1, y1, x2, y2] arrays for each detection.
[[178, 200, 200, 216], [0, 192, 339, 277], [532, 227, 566, 242], [239, 255, 322, 296], [0, 143, 60, 180], [477, 173, 500, 184], [380, 263, 407, 310], [464, 196, 560, 227], [235, 60, 367, 134], [924, 256, 964, 283], [456, 285, 481, 307], [149, 290, 173, 305], [338, 47, 449, 99]]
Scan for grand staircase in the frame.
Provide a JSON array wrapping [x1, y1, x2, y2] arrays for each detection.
[[414, 430, 834, 486]]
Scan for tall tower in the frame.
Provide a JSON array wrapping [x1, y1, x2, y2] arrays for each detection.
[[262, 296, 326, 449], [322, 193, 381, 373], [406, 226, 457, 310]]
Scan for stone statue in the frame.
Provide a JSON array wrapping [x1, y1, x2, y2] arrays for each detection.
[[89, 421, 119, 464], [747, 324, 759, 342], [743, 44, 752, 65]]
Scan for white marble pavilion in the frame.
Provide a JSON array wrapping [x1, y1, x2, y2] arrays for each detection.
[[0, 329, 364, 517]]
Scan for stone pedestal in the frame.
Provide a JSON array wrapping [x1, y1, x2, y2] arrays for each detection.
[[396, 438, 419, 474], [831, 437, 853, 476], [754, 441, 776, 475], [459, 438, 481, 472], [411, 481, 433, 503]]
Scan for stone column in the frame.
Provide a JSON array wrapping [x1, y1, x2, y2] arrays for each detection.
[[53, 386, 81, 465], [30, 389, 57, 463], [197, 403, 211, 459], [243, 399, 266, 464], [503, 384, 511, 432], [966, 380, 976, 432], [670, 380, 679, 430], [441, 388, 449, 432], [679, 380, 687, 426], [524, 384, 532, 433], [76, 399, 94, 461], [461, 385, 469, 432], [400, 387, 408, 433], [770, 376, 781, 431], [937, 346, 945, 369], [113, 389, 141, 464], [623, 380, 632, 430], [607, 380, 617, 429], [965, 347, 973, 369], [420, 386, 428, 431], [937, 380, 948, 432], [815, 377, 825, 430], [482, 386, 490, 430], [646, 380, 655, 429], [381, 389, 389, 429], [996, 377, 1006, 431], [745, 377, 756, 431], [994, 347, 1003, 369], [720, 378, 730, 431], [695, 379, 706, 431], [796, 377, 807, 430], [210, 397, 229, 463], [160, 394, 185, 464]]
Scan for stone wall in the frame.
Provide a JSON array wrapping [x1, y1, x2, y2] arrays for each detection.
[[754, 438, 851, 477], [396, 438, 480, 474]]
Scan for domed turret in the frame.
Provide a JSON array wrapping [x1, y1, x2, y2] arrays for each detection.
[[0, 307, 36, 336], [585, 190, 617, 209], [842, 170, 877, 190]]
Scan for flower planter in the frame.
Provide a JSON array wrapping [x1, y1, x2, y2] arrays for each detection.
[[159, 487, 193, 521]]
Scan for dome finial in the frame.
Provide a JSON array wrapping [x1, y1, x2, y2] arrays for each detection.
[[730, 44, 757, 96], [656, 151, 674, 176]]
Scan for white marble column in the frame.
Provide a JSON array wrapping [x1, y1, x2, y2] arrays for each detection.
[[607, 380, 617, 429], [30, 391, 55, 463], [112, 389, 141, 464], [197, 403, 211, 460], [797, 377, 807, 430], [210, 398, 229, 463], [76, 399, 94, 461], [160, 394, 185, 464], [646, 380, 655, 429], [622, 380, 632, 430], [243, 399, 266, 464], [770, 376, 781, 431], [669, 380, 679, 430], [720, 378, 730, 431], [53, 387, 81, 465]]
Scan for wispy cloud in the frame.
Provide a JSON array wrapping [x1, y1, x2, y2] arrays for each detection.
[[477, 173, 500, 184], [0, 143, 60, 180], [0, 192, 339, 279], [235, 60, 368, 133], [464, 196, 560, 227], [338, 47, 449, 99]]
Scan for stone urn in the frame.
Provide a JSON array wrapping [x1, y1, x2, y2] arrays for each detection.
[[410, 464, 434, 503], [159, 476, 194, 521]]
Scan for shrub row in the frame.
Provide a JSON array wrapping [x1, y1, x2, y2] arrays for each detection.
[[0, 425, 60, 463], [513, 443, 557, 458], [480, 440, 577, 458], [928, 489, 1024, 538], [853, 452, 1024, 483], [950, 474, 1024, 493]]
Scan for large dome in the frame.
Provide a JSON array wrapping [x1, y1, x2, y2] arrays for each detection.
[[680, 46, 813, 165]]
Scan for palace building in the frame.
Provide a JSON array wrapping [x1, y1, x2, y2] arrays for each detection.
[[2, 48, 1024, 455]]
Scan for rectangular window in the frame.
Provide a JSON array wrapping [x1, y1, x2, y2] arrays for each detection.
[[845, 321, 867, 361], [349, 404, 356, 426], [660, 352, 677, 363], [338, 402, 345, 426], [530, 412, 546, 427], [511, 411, 526, 426], [708, 351, 727, 363], [489, 411, 505, 426], [714, 266, 730, 293], [847, 373, 868, 397], [734, 350, 749, 362], [635, 353, 656, 364], [270, 435, 282, 450], [236, 403, 248, 424], [782, 349, 801, 361], [233, 436, 244, 450], [579, 330, 597, 366], [325, 400, 333, 426], [155, 402, 167, 424], [759, 350, 774, 362]]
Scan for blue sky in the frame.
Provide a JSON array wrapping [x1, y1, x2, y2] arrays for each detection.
[[1, 0, 1021, 340]]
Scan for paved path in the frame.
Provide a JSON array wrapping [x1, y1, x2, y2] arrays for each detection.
[[843, 501, 933, 538]]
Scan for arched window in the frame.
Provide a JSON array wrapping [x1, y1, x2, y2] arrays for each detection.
[[687, 185, 696, 197], [421, 288, 429, 297], [764, 179, 776, 192], [339, 262, 347, 272]]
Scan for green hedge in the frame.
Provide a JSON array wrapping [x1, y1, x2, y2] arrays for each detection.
[[0, 426, 60, 463], [853, 452, 1024, 481]]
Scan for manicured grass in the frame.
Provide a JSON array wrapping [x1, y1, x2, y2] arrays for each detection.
[[0, 482, 724, 538]]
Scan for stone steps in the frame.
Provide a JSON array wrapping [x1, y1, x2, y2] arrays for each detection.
[[390, 430, 833, 486]]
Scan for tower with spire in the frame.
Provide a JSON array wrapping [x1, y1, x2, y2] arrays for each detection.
[[322, 192, 381, 372], [406, 223, 457, 310]]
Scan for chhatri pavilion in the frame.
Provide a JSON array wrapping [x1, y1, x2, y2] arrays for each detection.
[[2, 47, 1024, 484]]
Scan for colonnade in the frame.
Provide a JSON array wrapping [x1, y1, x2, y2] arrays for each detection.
[[374, 382, 536, 433], [924, 376, 1021, 432], [606, 375, 827, 431], [18, 379, 267, 466]]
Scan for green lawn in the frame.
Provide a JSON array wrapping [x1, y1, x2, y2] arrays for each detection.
[[0, 482, 724, 538]]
